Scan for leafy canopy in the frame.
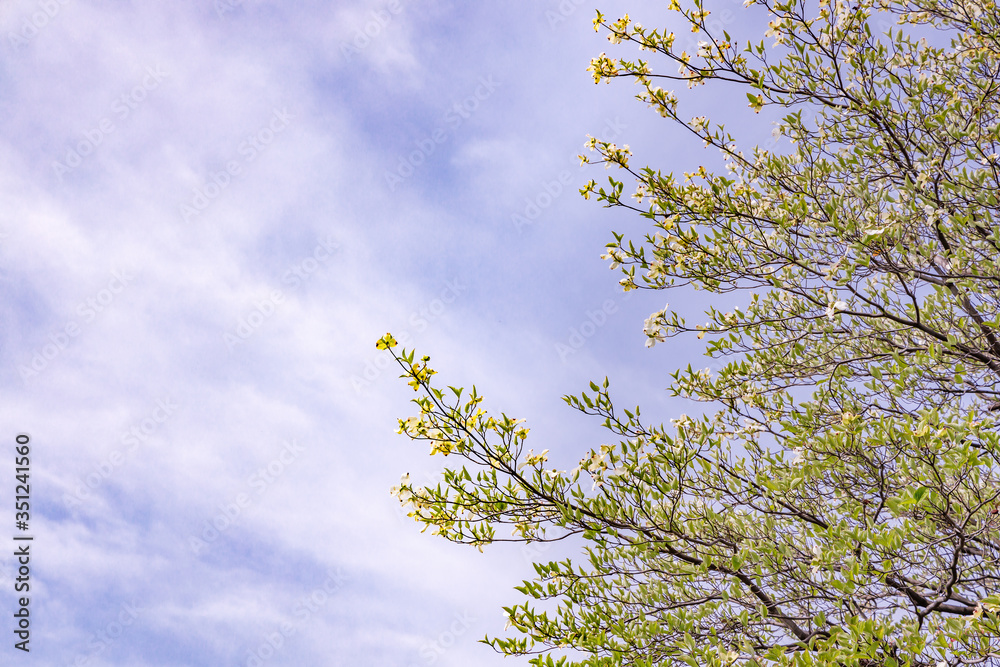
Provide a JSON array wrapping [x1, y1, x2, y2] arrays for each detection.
[[383, 0, 1000, 664]]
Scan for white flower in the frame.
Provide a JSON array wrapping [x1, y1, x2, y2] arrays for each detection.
[[643, 305, 669, 347], [519, 449, 550, 469], [932, 253, 951, 271], [825, 300, 847, 318]]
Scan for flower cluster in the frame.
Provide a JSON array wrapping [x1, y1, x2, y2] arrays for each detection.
[[643, 304, 670, 347]]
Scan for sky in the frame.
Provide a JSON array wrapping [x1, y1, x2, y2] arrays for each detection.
[[0, 0, 762, 664]]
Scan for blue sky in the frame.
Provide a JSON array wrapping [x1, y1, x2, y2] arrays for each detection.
[[0, 0, 762, 664]]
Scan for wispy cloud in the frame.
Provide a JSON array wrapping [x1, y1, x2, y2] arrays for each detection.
[[0, 0, 725, 663]]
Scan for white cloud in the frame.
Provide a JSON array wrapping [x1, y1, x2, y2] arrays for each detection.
[[0, 0, 721, 663]]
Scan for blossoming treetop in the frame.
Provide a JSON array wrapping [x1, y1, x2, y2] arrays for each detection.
[[383, 0, 1000, 664]]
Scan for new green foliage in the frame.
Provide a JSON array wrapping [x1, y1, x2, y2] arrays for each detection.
[[383, 0, 1000, 664]]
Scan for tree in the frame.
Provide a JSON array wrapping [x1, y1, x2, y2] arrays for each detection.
[[383, 0, 1000, 664]]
